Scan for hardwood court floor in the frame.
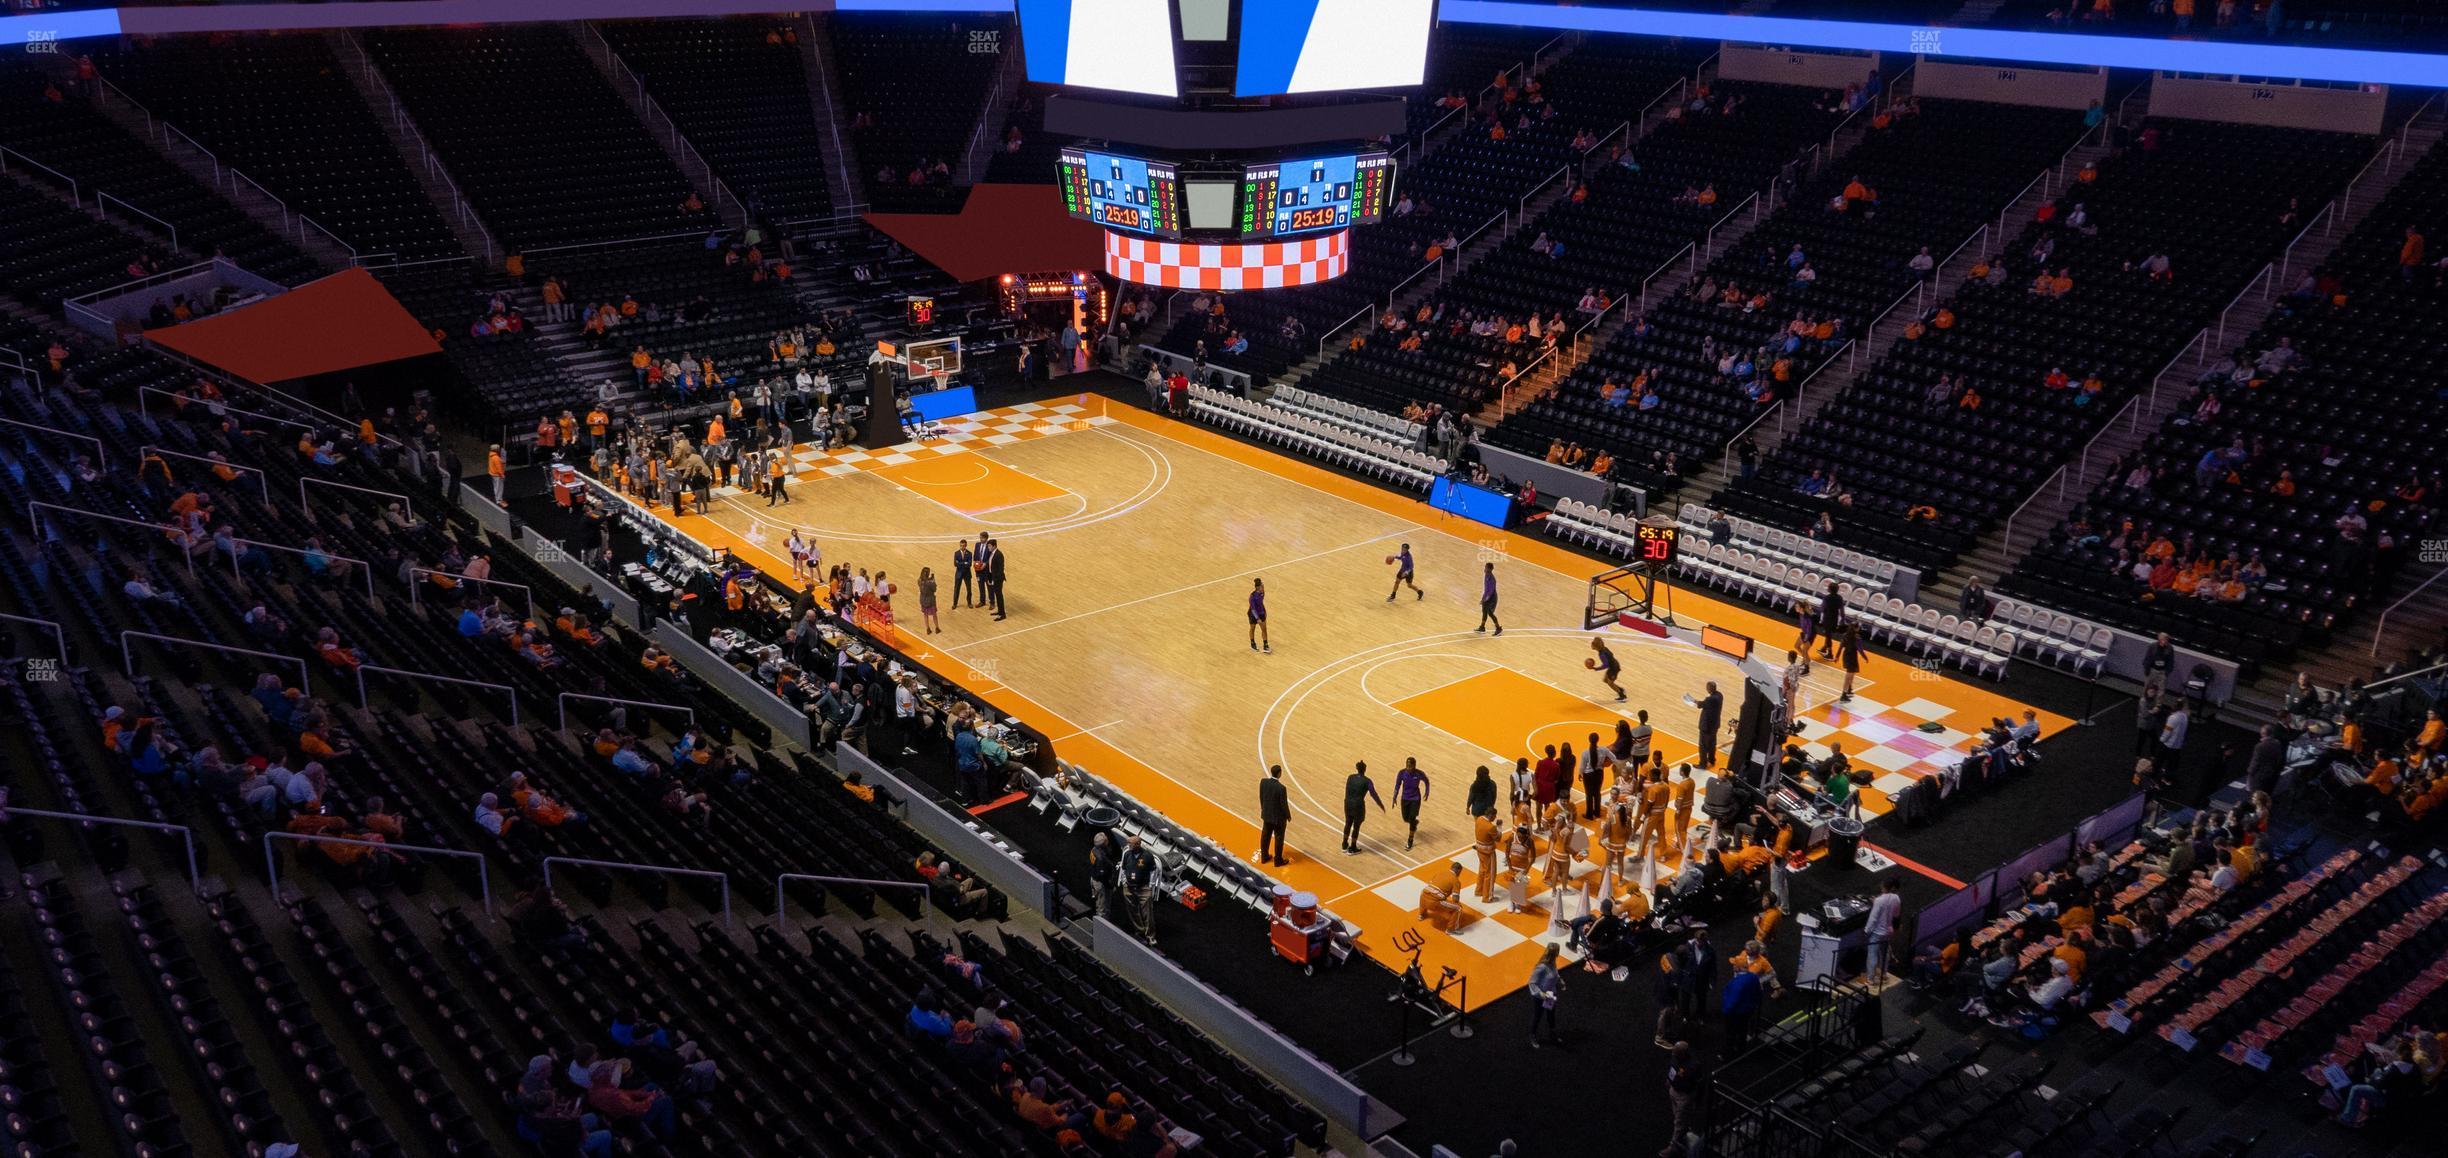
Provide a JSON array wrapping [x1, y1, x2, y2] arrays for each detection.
[[645, 400, 2062, 996]]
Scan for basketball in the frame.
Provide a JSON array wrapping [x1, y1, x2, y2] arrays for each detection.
[[1385, 555, 1399, 565], [1585, 658, 1598, 670]]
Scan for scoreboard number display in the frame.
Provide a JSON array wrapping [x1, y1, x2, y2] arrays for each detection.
[[1634, 521, 1680, 566], [1057, 148, 1183, 239], [1240, 152, 1393, 239]]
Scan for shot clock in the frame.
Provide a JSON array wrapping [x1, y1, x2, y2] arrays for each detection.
[[1634, 521, 1681, 567]]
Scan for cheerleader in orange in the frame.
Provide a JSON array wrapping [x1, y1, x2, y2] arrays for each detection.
[[1504, 825, 1540, 912], [1473, 813, 1503, 902]]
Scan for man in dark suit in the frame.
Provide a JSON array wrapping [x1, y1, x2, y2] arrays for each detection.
[[1257, 764, 1291, 866], [1675, 925, 1719, 1021], [1695, 681, 1724, 769], [985, 543, 1008, 620]]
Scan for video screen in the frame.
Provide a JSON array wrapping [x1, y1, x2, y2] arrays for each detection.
[[1017, 0, 1181, 98], [1235, 0, 1434, 96]]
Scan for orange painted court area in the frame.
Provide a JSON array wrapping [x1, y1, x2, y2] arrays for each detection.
[[872, 453, 1074, 514], [633, 400, 2067, 1002]]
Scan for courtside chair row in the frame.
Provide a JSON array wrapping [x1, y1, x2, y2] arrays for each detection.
[[1186, 385, 1442, 490], [1673, 501, 1907, 596]]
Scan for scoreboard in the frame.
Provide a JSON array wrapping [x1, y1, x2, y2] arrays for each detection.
[[1239, 151, 1393, 239], [1057, 148, 1182, 239]]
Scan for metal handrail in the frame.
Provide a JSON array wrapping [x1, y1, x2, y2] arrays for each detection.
[[0, 143, 82, 204], [267, 831, 490, 913], [2213, 263, 2272, 347], [355, 665, 518, 723], [1704, 191, 1759, 260], [1317, 300, 1377, 358], [343, 34, 500, 261], [2372, 565, 2448, 656], [301, 476, 414, 520], [1639, 242, 1695, 313], [1518, 164, 1572, 222], [519, 229, 713, 261], [544, 856, 730, 929], [2366, 658, 2448, 693], [556, 692, 692, 733], [0, 613, 68, 665], [409, 568, 533, 614], [0, 416, 107, 465], [1495, 348, 1555, 420], [226, 167, 292, 225], [137, 444, 270, 500], [16, 806, 199, 889], [298, 214, 360, 260], [1997, 167, 2050, 246], [775, 872, 930, 922], [119, 630, 310, 694], [1384, 259, 1441, 314], [138, 361, 412, 454], [2074, 395, 2144, 488], [583, 24, 744, 222], [2000, 464, 2069, 556]]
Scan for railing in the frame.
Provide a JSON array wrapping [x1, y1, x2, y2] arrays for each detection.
[[1717, 339, 1852, 477], [1316, 301, 1377, 359], [94, 193, 179, 252], [1451, 207, 1507, 275], [341, 33, 499, 261], [1639, 242, 1695, 314], [519, 228, 713, 262], [543, 856, 730, 929], [1997, 167, 2051, 247], [2075, 395, 2144, 488], [17, 806, 199, 889], [409, 568, 533, 614], [2329, 135, 2399, 230], [556, 692, 693, 733], [119, 630, 311, 693], [1518, 164, 1572, 223], [2366, 659, 2448, 694], [1530, 32, 1570, 72], [1704, 192, 1759, 261], [0, 612, 68, 665], [1494, 348, 1555, 420], [266, 831, 490, 912], [138, 444, 270, 500], [582, 24, 744, 222], [2400, 90, 2443, 155], [774, 872, 930, 923], [300, 476, 415, 521], [355, 665, 517, 723], [1639, 77, 1688, 133], [2212, 263, 2272, 347], [2000, 464, 2069, 556], [0, 416, 107, 466], [2373, 565, 2448, 656], [1383, 259, 1440, 315]]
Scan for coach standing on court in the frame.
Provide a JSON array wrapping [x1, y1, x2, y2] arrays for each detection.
[[986, 541, 1009, 620], [1257, 765, 1291, 866], [1340, 762, 1384, 855], [1695, 681, 1724, 769], [951, 539, 974, 609]]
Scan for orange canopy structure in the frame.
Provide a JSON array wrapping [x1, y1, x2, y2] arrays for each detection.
[[143, 267, 441, 384]]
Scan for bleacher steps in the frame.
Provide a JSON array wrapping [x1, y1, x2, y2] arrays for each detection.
[[801, 12, 870, 219], [2224, 560, 2448, 729], [324, 30, 505, 264], [69, 61, 358, 274], [573, 23, 750, 233], [1924, 124, 2440, 613]]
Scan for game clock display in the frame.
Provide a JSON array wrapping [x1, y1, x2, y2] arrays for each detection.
[[1057, 148, 1182, 239], [1240, 152, 1393, 239], [1634, 522, 1681, 566]]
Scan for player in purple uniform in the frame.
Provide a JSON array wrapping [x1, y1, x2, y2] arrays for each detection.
[[1248, 578, 1270, 653], [1476, 561, 1503, 634], [1590, 637, 1625, 701], [1386, 543, 1423, 602]]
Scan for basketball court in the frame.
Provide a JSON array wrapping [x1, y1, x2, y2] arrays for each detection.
[[632, 396, 2065, 994]]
